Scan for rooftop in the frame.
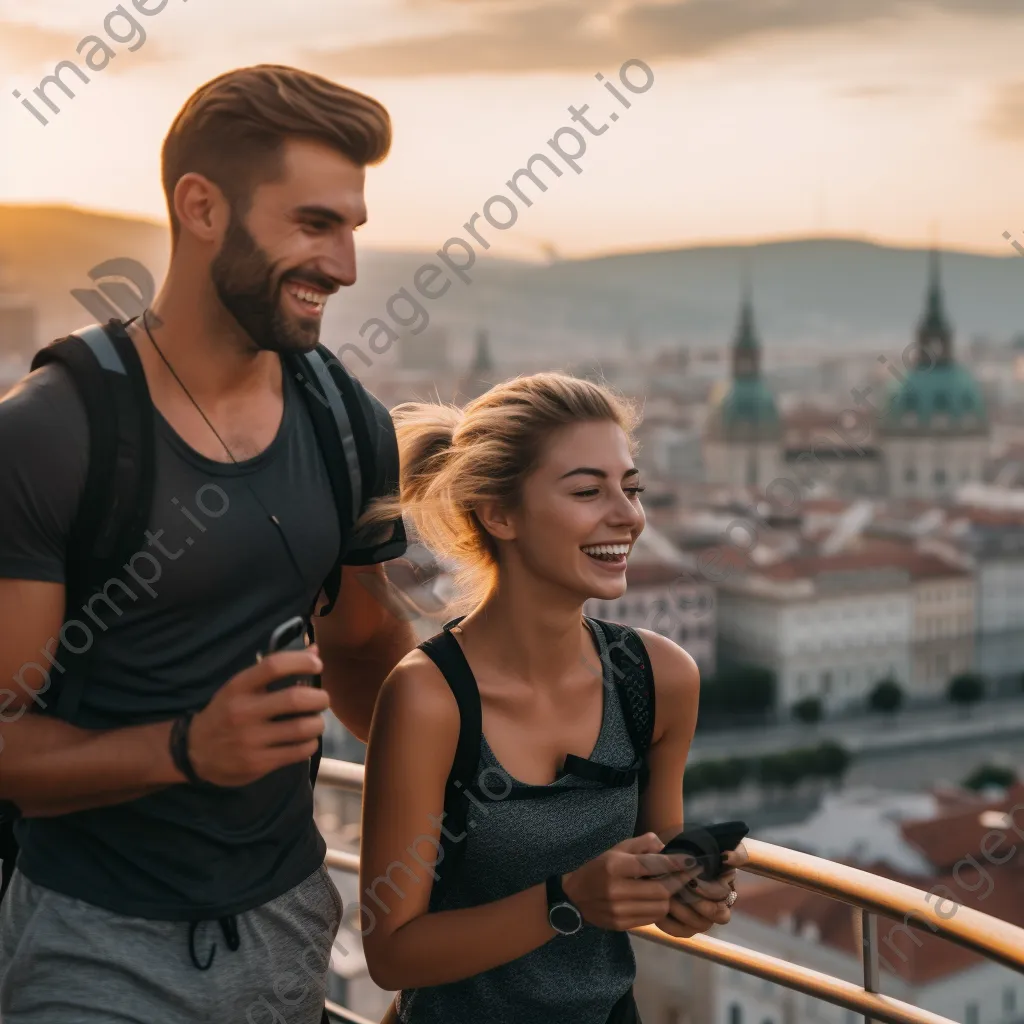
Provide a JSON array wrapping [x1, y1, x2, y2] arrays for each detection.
[[740, 782, 1024, 986]]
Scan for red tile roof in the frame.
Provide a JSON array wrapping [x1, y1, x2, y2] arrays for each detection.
[[738, 785, 1024, 985], [901, 782, 1024, 872], [753, 538, 967, 583]]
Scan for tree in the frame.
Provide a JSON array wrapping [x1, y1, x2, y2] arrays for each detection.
[[683, 761, 718, 797], [793, 697, 823, 725], [716, 665, 777, 716], [812, 741, 852, 784], [868, 677, 904, 715], [948, 673, 985, 714], [717, 758, 752, 792], [759, 751, 808, 790], [963, 763, 1017, 791]]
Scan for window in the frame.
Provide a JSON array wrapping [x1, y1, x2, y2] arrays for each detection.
[[934, 468, 946, 486], [1004, 988, 1016, 1015], [904, 465, 917, 483], [965, 1002, 978, 1024], [728, 1005, 743, 1024], [820, 670, 833, 695]]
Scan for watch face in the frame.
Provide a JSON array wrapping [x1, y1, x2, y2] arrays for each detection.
[[549, 902, 583, 935]]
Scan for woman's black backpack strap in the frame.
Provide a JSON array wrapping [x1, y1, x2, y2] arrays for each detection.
[[584, 618, 656, 795], [290, 345, 377, 617], [416, 617, 481, 903]]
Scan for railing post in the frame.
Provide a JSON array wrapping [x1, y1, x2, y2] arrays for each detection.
[[862, 909, 880, 1024]]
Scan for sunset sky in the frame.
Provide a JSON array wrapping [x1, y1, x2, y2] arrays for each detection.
[[2, 0, 1024, 260]]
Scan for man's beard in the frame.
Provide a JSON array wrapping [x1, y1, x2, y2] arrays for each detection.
[[210, 210, 328, 354]]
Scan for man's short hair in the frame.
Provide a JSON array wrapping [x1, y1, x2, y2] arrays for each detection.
[[161, 64, 392, 243]]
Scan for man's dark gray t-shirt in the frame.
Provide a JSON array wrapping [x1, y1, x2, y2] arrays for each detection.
[[0, 358, 405, 920]]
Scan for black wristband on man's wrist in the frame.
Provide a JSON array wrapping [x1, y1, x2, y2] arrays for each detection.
[[169, 711, 205, 786]]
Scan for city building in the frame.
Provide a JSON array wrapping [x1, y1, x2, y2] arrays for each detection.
[[714, 534, 976, 711], [703, 289, 784, 489], [456, 327, 498, 404], [909, 548, 976, 697], [880, 252, 991, 500], [0, 259, 38, 368], [704, 254, 993, 504]]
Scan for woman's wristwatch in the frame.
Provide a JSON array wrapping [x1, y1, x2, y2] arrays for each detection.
[[546, 874, 583, 936]]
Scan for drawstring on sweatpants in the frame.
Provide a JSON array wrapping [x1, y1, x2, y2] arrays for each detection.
[[188, 914, 240, 970]]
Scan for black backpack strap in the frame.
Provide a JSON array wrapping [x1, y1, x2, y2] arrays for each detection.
[[29, 320, 155, 720], [584, 618, 656, 796], [0, 803, 20, 904], [290, 346, 377, 617], [416, 617, 481, 904]]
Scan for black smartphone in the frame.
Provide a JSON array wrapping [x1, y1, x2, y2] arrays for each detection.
[[259, 616, 316, 719], [662, 820, 749, 881]]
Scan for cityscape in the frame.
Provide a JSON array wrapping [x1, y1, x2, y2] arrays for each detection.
[[2, 1, 1024, 1022]]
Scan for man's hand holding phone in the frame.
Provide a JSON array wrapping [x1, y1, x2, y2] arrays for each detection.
[[184, 619, 330, 787]]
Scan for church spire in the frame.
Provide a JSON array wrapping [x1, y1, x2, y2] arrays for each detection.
[[470, 328, 494, 374], [917, 248, 953, 366], [732, 276, 761, 380]]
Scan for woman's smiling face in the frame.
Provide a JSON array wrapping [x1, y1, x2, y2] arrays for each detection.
[[491, 418, 645, 602]]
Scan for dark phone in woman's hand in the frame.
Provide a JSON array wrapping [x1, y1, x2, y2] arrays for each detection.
[[662, 821, 749, 880]]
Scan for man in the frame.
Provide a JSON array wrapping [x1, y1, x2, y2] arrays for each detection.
[[0, 65, 416, 1023]]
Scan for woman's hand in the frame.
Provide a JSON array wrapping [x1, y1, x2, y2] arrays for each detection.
[[654, 842, 749, 939], [562, 832, 705, 932]]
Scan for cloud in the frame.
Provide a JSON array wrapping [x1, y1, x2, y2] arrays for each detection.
[[0, 21, 84, 72], [836, 84, 907, 99], [983, 80, 1024, 141], [301, 0, 1024, 78], [0, 16, 171, 77]]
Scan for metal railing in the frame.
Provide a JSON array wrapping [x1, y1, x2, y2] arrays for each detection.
[[317, 757, 1024, 1024]]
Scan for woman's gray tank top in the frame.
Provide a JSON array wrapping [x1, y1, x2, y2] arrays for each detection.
[[397, 621, 641, 1024]]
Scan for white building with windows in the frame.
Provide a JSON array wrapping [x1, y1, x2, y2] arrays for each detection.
[[714, 536, 974, 710]]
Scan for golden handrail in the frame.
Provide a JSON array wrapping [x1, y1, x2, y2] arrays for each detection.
[[317, 757, 1024, 1024], [739, 837, 1024, 975]]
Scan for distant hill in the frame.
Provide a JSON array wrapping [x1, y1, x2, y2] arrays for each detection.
[[1, 204, 1023, 369]]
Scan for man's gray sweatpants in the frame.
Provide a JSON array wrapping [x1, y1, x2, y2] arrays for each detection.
[[0, 864, 343, 1023]]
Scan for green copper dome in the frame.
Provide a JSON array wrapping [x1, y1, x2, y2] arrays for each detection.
[[714, 286, 780, 436], [883, 363, 986, 432], [720, 377, 780, 429], [882, 251, 987, 435]]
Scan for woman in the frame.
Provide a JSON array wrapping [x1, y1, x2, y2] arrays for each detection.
[[357, 372, 747, 1023]]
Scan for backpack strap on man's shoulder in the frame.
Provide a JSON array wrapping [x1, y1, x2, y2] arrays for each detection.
[[289, 345, 377, 616], [29, 320, 155, 721], [416, 616, 481, 903], [31, 320, 155, 606], [584, 617, 656, 793]]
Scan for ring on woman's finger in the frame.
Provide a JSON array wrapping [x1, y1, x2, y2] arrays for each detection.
[[724, 884, 738, 908]]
